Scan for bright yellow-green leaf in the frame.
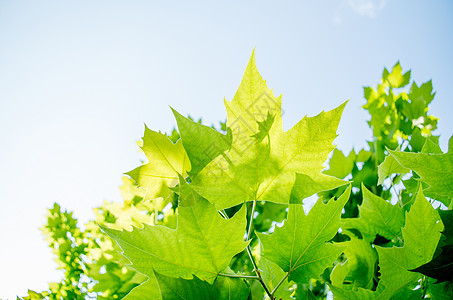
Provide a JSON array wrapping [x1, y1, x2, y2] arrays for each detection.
[[190, 51, 348, 209], [126, 125, 191, 200], [324, 149, 356, 179], [100, 195, 248, 286]]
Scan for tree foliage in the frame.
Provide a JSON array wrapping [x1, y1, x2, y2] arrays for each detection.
[[21, 53, 452, 299]]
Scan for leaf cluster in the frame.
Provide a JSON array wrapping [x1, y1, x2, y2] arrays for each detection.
[[22, 54, 452, 300]]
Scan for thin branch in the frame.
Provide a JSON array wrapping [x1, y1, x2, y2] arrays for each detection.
[[217, 273, 260, 280], [244, 200, 273, 299], [271, 272, 289, 296], [246, 200, 257, 241]]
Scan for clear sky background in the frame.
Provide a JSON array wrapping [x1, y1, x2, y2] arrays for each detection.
[[0, 0, 452, 298]]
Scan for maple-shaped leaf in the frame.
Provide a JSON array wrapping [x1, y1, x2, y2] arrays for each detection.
[[343, 184, 405, 242], [402, 80, 437, 123], [330, 238, 377, 290], [375, 186, 443, 299], [259, 257, 292, 300], [172, 108, 232, 175], [384, 61, 411, 88], [421, 136, 443, 154], [328, 285, 375, 300], [377, 146, 409, 185], [251, 111, 275, 143], [324, 149, 356, 180], [257, 185, 351, 284], [388, 135, 453, 206], [187, 51, 348, 209], [410, 210, 453, 285], [154, 272, 249, 300], [100, 194, 248, 288], [126, 126, 191, 199], [122, 274, 161, 300]]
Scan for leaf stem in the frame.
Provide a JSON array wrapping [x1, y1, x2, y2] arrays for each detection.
[[244, 200, 273, 299], [217, 273, 260, 280], [246, 200, 257, 241], [271, 272, 289, 296]]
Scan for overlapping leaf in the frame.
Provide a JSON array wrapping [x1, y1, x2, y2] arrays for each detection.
[[101, 190, 248, 288], [411, 210, 453, 285], [375, 187, 443, 299], [389, 136, 453, 205], [343, 184, 405, 241], [152, 272, 249, 300], [172, 108, 232, 175], [257, 185, 351, 283], [324, 149, 356, 180], [178, 51, 348, 209], [126, 126, 191, 199], [377, 146, 409, 185], [330, 238, 377, 290]]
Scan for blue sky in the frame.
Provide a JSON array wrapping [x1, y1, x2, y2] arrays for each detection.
[[0, 0, 452, 298]]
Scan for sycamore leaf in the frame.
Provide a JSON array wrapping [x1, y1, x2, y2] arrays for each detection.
[[409, 80, 435, 106], [126, 126, 191, 199], [421, 137, 443, 154], [324, 149, 356, 179], [389, 135, 453, 206], [426, 280, 453, 300], [385, 61, 411, 88], [252, 111, 275, 143], [375, 187, 443, 299], [328, 285, 375, 300], [259, 256, 292, 300], [257, 185, 351, 284], [155, 272, 249, 300], [411, 210, 453, 284], [100, 195, 248, 287], [343, 184, 405, 242], [330, 238, 377, 291], [377, 147, 409, 185], [123, 275, 161, 300], [172, 108, 232, 175], [190, 51, 348, 209]]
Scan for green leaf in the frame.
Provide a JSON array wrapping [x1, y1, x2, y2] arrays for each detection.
[[126, 126, 191, 199], [123, 275, 161, 300], [324, 149, 356, 179], [155, 272, 249, 300], [377, 147, 410, 185], [386, 61, 411, 88], [329, 285, 376, 300], [426, 279, 453, 300], [172, 108, 232, 175], [375, 186, 443, 299], [330, 238, 377, 290], [259, 256, 292, 300], [251, 111, 275, 143], [190, 51, 348, 209], [421, 137, 443, 154], [343, 184, 405, 241], [257, 185, 351, 283], [389, 135, 453, 205], [100, 195, 248, 287], [411, 210, 453, 284]]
